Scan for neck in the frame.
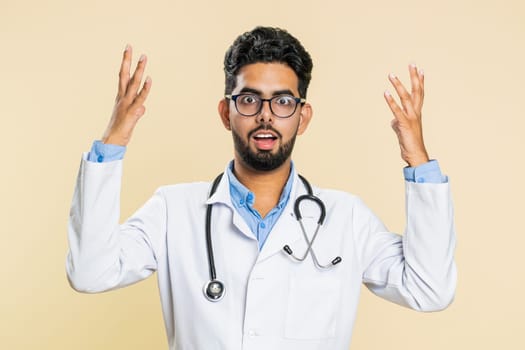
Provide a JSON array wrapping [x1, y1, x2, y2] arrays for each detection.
[[232, 156, 292, 217]]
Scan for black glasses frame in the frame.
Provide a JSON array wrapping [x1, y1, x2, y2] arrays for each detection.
[[225, 93, 306, 118]]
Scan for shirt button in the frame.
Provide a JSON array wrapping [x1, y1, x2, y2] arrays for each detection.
[[247, 193, 253, 201], [416, 177, 425, 183], [239, 199, 244, 205], [260, 222, 266, 228], [97, 155, 104, 163]]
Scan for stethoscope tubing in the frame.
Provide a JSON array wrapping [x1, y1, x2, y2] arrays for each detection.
[[205, 173, 223, 282], [291, 194, 326, 261], [203, 172, 342, 302], [204, 173, 225, 302], [284, 188, 342, 268]]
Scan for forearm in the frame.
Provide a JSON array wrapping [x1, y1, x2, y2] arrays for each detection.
[[67, 155, 124, 292], [361, 181, 456, 312], [66, 155, 158, 293], [401, 181, 456, 310]]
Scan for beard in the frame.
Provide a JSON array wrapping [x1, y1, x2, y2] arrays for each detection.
[[232, 125, 297, 172]]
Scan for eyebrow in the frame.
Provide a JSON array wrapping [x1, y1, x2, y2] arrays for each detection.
[[238, 87, 296, 97]]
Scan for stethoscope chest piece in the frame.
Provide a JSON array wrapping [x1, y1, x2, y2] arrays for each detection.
[[203, 279, 225, 302]]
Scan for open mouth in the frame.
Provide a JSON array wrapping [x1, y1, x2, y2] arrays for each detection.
[[253, 133, 278, 141], [252, 132, 278, 150]]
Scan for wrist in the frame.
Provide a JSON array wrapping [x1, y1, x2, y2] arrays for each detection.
[[102, 134, 129, 146], [405, 152, 429, 167]]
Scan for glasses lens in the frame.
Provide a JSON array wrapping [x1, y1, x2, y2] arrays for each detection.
[[235, 94, 261, 116], [271, 95, 297, 118]]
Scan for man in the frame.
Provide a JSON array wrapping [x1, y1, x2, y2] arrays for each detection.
[[67, 27, 456, 349]]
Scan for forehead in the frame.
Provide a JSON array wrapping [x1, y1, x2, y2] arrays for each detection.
[[233, 62, 299, 95]]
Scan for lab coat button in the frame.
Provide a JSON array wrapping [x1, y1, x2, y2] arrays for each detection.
[[247, 329, 258, 336]]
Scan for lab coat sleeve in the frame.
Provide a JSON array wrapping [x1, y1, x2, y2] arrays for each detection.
[[66, 155, 166, 293], [358, 181, 456, 312]]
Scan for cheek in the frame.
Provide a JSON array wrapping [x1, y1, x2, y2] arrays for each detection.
[[282, 120, 301, 138], [229, 119, 252, 137]]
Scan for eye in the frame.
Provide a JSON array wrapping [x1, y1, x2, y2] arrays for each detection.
[[274, 95, 295, 105], [238, 94, 259, 104]]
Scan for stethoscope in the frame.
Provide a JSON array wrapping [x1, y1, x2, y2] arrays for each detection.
[[203, 173, 342, 302]]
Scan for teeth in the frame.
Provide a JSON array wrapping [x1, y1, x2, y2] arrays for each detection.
[[255, 134, 274, 139]]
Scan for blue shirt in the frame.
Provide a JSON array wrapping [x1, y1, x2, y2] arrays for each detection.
[[87, 140, 446, 249], [226, 161, 294, 249]]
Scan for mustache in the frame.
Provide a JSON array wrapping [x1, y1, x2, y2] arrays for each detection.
[[247, 125, 282, 139]]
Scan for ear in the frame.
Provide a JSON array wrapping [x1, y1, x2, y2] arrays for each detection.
[[218, 98, 231, 130], [296, 103, 313, 135]]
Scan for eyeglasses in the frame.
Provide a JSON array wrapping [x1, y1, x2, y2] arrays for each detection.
[[225, 93, 306, 118]]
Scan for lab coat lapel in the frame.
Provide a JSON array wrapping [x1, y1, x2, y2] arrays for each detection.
[[257, 175, 307, 263], [206, 169, 256, 241]]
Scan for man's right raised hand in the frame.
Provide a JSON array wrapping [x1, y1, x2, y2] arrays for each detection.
[[102, 45, 152, 146]]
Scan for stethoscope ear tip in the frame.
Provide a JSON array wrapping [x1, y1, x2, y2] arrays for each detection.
[[332, 257, 342, 265]]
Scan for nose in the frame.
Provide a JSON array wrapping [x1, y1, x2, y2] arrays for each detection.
[[257, 100, 274, 124]]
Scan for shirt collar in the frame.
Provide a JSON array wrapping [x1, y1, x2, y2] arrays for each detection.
[[226, 160, 295, 210]]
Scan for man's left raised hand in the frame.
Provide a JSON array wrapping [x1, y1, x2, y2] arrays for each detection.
[[384, 64, 430, 167]]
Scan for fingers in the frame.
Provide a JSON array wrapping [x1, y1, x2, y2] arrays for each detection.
[[387, 72, 416, 119], [383, 90, 405, 121], [418, 67, 425, 109], [118, 45, 132, 98], [385, 64, 426, 120], [126, 54, 148, 99], [409, 63, 425, 112], [130, 76, 152, 116], [116, 45, 149, 102]]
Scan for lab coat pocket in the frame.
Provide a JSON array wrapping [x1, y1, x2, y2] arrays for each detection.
[[284, 276, 341, 340]]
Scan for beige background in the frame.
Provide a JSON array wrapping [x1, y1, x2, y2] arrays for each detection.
[[1, 0, 524, 348]]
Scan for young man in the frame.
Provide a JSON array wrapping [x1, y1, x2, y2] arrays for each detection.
[[67, 27, 456, 349]]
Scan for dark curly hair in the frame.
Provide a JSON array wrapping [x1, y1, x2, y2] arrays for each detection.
[[223, 27, 313, 99]]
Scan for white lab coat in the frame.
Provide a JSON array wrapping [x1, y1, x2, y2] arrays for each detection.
[[66, 156, 456, 350]]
